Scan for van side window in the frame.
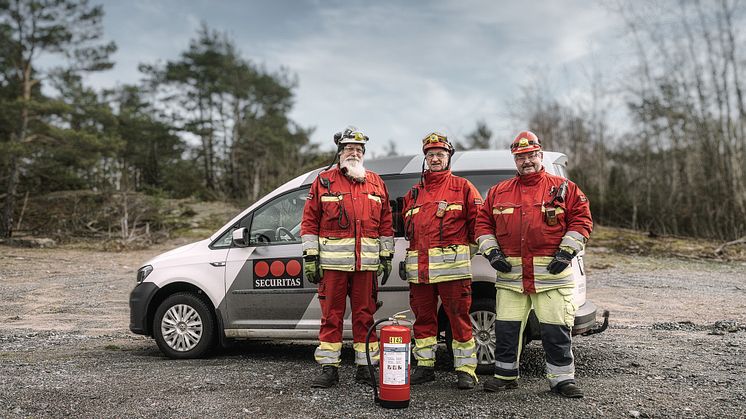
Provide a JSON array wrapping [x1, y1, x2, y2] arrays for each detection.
[[249, 188, 309, 246]]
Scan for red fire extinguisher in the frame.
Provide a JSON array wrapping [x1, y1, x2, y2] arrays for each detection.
[[365, 310, 412, 409]]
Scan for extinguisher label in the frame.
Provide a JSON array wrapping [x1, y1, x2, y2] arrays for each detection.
[[382, 343, 410, 385]]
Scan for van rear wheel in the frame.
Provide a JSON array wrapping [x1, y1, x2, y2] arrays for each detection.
[[153, 292, 216, 359]]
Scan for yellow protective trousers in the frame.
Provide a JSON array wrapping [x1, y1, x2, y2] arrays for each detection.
[[492, 287, 577, 388]]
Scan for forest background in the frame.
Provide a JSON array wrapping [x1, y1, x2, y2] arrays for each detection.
[[1, 0, 744, 250]]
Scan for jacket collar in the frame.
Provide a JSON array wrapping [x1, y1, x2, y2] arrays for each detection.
[[517, 167, 546, 186], [423, 169, 450, 188]]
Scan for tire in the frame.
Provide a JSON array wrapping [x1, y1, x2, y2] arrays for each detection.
[[152, 292, 216, 359]]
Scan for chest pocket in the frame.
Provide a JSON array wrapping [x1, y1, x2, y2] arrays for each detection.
[[492, 203, 520, 237], [367, 193, 383, 227], [540, 202, 566, 234], [443, 201, 464, 220], [320, 194, 346, 230]]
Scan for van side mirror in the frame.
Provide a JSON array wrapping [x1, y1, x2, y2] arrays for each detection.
[[232, 227, 250, 247]]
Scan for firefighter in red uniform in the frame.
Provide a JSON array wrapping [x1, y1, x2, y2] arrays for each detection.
[[401, 133, 483, 390], [301, 126, 395, 388], [475, 131, 592, 398]]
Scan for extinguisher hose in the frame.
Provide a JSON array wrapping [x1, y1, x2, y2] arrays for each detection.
[[365, 318, 388, 404]]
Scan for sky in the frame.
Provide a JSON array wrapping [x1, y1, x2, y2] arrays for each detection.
[[82, 0, 630, 156]]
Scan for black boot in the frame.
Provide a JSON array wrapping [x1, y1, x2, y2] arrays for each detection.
[[355, 365, 378, 386], [456, 371, 476, 390], [552, 381, 584, 398], [311, 365, 339, 388], [483, 376, 519, 392], [410, 366, 435, 385]]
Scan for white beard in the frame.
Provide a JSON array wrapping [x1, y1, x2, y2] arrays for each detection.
[[340, 157, 366, 180]]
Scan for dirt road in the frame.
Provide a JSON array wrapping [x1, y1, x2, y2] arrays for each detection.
[[1, 242, 744, 418]]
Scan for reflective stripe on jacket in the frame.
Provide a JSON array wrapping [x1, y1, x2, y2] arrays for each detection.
[[402, 170, 483, 284], [301, 166, 394, 272], [474, 168, 592, 293]]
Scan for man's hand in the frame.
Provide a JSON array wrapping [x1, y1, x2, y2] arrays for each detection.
[[546, 249, 574, 274], [484, 248, 512, 273], [304, 255, 321, 284], [398, 260, 407, 281], [378, 255, 393, 285]]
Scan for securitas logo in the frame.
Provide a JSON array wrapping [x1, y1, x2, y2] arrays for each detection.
[[253, 258, 303, 289]]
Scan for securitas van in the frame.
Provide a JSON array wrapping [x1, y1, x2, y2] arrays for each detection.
[[129, 150, 608, 373]]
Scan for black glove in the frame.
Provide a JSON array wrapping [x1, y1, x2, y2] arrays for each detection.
[[378, 256, 393, 285], [399, 260, 407, 281], [303, 255, 321, 284], [485, 249, 512, 273], [546, 249, 574, 274]]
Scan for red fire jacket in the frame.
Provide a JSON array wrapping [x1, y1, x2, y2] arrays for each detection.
[[474, 168, 593, 293], [402, 170, 483, 284], [301, 166, 394, 272]]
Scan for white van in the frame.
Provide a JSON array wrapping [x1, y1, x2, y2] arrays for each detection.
[[129, 150, 607, 374]]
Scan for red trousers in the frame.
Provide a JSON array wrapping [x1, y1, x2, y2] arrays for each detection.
[[318, 270, 378, 344], [409, 279, 472, 341]]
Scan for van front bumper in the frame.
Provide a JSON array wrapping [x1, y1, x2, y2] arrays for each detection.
[[129, 282, 159, 335], [573, 299, 609, 336]]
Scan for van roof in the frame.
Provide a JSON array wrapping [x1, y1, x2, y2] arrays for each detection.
[[211, 150, 567, 242]]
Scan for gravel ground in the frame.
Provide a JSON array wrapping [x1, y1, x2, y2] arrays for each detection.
[[1, 242, 745, 418]]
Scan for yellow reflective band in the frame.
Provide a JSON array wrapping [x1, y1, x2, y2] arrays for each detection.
[[404, 207, 420, 218], [445, 204, 462, 211], [361, 237, 379, 246], [493, 207, 515, 214], [367, 194, 381, 203], [321, 195, 343, 202], [322, 237, 355, 246]]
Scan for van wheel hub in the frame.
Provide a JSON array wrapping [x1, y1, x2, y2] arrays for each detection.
[[161, 304, 203, 352]]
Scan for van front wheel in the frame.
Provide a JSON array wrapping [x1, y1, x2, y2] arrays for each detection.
[[153, 292, 216, 359]]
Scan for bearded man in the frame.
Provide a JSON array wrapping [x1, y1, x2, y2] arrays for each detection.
[[300, 126, 394, 388]]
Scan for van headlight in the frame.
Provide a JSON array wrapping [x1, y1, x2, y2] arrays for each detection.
[[137, 265, 153, 284]]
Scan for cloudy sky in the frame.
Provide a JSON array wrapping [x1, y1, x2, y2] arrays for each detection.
[[85, 0, 629, 156]]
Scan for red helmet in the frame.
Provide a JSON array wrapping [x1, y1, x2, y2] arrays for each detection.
[[422, 132, 454, 155], [510, 131, 542, 155]]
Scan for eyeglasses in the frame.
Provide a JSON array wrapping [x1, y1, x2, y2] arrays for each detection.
[[342, 145, 364, 154], [513, 151, 541, 162], [425, 151, 449, 159]]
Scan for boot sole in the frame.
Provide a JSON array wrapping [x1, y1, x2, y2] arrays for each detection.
[[310, 382, 337, 388]]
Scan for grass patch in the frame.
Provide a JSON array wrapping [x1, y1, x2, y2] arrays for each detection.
[[589, 225, 746, 261]]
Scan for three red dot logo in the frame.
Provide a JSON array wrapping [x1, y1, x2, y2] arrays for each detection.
[[254, 258, 302, 278]]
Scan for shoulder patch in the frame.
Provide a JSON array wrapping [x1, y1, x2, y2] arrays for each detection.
[[474, 198, 483, 205], [579, 195, 587, 202], [307, 191, 314, 200]]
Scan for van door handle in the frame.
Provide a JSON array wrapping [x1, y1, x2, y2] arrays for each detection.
[[210, 261, 226, 267]]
